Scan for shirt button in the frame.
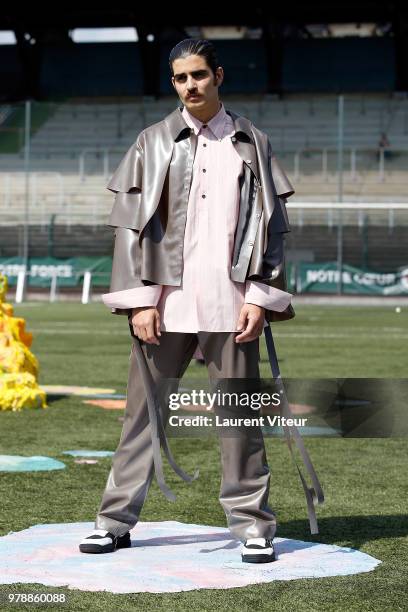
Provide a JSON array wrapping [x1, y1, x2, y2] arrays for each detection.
[[202, 168, 206, 172], [202, 194, 206, 198], [256, 213, 261, 219], [202, 124, 207, 128], [246, 159, 252, 164], [203, 143, 207, 147], [231, 137, 236, 143], [248, 240, 254, 246]]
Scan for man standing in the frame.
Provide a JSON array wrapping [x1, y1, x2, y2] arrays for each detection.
[[79, 39, 297, 563]]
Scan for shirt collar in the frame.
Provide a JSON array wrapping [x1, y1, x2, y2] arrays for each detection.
[[164, 106, 254, 144], [181, 102, 231, 140]]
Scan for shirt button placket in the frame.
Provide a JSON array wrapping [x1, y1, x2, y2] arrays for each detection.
[[201, 130, 207, 202]]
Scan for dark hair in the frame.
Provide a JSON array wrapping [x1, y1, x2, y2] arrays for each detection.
[[169, 38, 219, 76]]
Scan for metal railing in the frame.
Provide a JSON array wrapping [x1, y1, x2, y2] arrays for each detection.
[[75, 145, 408, 181], [13, 268, 100, 304], [1, 203, 408, 232], [292, 147, 403, 182], [78, 148, 111, 181], [283, 201, 408, 234]]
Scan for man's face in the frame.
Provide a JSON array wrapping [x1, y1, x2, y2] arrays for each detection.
[[171, 54, 223, 112]]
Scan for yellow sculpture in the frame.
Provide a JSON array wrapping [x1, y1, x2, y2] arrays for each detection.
[[0, 274, 47, 411]]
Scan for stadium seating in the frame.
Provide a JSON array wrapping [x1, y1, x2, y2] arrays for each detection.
[[0, 93, 407, 270]]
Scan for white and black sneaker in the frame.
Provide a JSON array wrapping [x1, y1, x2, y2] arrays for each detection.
[[241, 538, 276, 563], [79, 529, 131, 554]]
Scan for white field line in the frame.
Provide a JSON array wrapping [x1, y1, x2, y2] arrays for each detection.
[[28, 328, 408, 339], [29, 323, 408, 331], [29, 328, 128, 335]]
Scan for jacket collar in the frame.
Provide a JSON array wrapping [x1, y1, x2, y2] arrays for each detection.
[[164, 106, 254, 144]]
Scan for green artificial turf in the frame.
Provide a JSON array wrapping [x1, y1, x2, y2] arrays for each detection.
[[0, 303, 407, 611]]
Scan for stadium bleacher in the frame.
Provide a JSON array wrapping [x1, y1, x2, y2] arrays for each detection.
[[1, 93, 407, 268]]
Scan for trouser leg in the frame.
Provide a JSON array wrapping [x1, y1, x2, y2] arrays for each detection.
[[198, 332, 276, 543], [94, 332, 198, 537]]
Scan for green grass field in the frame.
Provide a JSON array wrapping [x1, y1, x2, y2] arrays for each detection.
[[0, 303, 407, 611]]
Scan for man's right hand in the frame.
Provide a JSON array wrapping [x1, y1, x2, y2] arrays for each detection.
[[131, 307, 161, 345]]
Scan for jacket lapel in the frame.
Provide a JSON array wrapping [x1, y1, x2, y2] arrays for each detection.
[[226, 110, 260, 183]]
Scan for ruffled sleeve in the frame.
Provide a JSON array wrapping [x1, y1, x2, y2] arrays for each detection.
[[270, 153, 295, 199], [267, 142, 295, 234], [104, 134, 149, 316], [256, 142, 296, 322], [107, 137, 143, 194], [107, 136, 144, 230]]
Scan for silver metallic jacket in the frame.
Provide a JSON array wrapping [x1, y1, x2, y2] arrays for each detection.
[[106, 106, 296, 323]]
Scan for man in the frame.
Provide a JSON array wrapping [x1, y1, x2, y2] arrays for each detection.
[[79, 39, 297, 563]]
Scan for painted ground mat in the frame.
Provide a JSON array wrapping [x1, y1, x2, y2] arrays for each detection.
[[0, 520, 381, 593]]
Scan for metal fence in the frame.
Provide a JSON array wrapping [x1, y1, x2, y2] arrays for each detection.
[[1, 96, 408, 298]]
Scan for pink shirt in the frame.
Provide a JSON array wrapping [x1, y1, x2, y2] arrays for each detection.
[[102, 103, 292, 333]]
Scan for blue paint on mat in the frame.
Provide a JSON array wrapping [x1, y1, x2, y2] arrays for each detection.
[[83, 394, 126, 399], [0, 521, 382, 593], [0, 455, 66, 472], [89, 393, 126, 399]]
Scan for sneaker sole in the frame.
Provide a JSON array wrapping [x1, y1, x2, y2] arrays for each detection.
[[79, 536, 131, 554], [242, 551, 276, 563], [79, 542, 115, 554]]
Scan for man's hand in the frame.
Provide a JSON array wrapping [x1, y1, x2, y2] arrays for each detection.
[[235, 303, 265, 343], [131, 307, 161, 345]]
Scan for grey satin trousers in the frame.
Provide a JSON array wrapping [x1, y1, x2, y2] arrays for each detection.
[[94, 331, 276, 542]]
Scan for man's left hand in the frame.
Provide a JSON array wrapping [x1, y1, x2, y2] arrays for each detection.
[[235, 304, 265, 343]]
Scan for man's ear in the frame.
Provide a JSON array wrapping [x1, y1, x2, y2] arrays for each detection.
[[215, 67, 224, 86]]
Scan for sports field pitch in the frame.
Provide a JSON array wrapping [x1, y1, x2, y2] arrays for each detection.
[[0, 302, 406, 611]]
